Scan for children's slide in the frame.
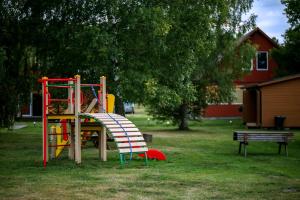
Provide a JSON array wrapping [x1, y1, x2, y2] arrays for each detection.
[[81, 113, 148, 159]]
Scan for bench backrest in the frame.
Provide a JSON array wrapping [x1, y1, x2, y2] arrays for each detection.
[[233, 131, 294, 142]]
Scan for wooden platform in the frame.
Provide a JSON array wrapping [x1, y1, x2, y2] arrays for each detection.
[[47, 114, 75, 120]]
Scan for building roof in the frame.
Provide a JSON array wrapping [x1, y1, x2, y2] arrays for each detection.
[[238, 27, 279, 48], [242, 74, 300, 89]]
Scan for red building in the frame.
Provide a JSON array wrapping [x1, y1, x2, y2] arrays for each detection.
[[203, 27, 279, 118]]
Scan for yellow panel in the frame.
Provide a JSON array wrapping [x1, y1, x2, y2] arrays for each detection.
[[55, 126, 69, 158], [107, 94, 115, 113], [56, 126, 62, 142], [55, 140, 68, 158]]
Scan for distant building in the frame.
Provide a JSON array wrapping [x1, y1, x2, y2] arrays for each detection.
[[242, 74, 300, 128], [21, 92, 42, 117], [203, 27, 279, 118]]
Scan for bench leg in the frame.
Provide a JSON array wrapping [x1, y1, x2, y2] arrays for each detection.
[[278, 142, 288, 156], [244, 143, 247, 157], [238, 142, 248, 157], [238, 142, 242, 154], [278, 142, 282, 154]]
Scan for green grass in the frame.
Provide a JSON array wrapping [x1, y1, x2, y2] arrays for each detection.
[[0, 115, 300, 200]]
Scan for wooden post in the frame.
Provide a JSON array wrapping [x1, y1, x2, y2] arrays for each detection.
[[67, 80, 74, 114], [69, 132, 75, 160], [74, 75, 81, 164], [42, 77, 49, 167], [50, 126, 56, 159], [68, 80, 75, 160], [100, 76, 107, 161]]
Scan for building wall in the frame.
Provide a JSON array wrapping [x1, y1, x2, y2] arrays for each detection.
[[236, 31, 277, 85], [261, 78, 300, 127], [204, 29, 278, 118], [203, 86, 243, 118], [203, 104, 242, 118]]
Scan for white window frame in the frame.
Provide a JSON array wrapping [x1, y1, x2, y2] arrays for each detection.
[[256, 51, 268, 71]]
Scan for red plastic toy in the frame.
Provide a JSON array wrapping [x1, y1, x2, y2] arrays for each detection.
[[139, 149, 166, 160]]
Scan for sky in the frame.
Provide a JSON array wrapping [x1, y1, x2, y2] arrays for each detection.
[[244, 0, 289, 43]]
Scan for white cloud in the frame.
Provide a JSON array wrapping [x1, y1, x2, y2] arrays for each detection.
[[243, 0, 289, 43]]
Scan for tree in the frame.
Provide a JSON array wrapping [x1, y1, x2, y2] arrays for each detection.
[[0, 0, 256, 130], [142, 1, 256, 130], [272, 0, 300, 76], [0, 0, 109, 127], [0, 0, 42, 128]]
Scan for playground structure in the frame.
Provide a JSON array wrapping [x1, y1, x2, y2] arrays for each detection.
[[41, 75, 148, 167]]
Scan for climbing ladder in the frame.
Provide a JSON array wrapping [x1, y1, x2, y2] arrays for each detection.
[[81, 113, 148, 165]]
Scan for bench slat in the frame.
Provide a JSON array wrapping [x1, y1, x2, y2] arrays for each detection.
[[234, 131, 292, 134]]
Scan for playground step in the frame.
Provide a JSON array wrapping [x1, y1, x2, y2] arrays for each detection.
[[114, 136, 145, 142], [106, 124, 136, 128], [119, 147, 148, 154], [112, 132, 142, 137], [117, 142, 147, 148]]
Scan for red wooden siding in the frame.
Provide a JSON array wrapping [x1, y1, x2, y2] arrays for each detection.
[[236, 30, 278, 85], [203, 104, 242, 118], [205, 28, 279, 118]]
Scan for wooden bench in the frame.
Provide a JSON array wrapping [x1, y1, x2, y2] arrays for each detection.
[[233, 130, 294, 157]]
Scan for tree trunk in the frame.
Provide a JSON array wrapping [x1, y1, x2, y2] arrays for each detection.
[[115, 95, 125, 116], [7, 114, 15, 131], [179, 103, 189, 130]]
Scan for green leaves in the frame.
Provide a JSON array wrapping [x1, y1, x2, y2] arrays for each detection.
[[139, 1, 256, 129], [0, 0, 256, 129], [282, 0, 300, 28], [271, 0, 300, 76]]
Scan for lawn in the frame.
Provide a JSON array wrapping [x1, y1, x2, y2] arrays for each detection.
[[0, 114, 299, 200]]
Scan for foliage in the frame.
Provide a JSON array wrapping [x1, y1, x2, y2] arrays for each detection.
[[143, 1, 256, 129], [272, 0, 300, 76], [0, 0, 41, 128], [0, 0, 256, 129], [0, 0, 111, 127]]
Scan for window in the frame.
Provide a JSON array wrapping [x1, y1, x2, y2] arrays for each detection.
[[256, 51, 268, 70]]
